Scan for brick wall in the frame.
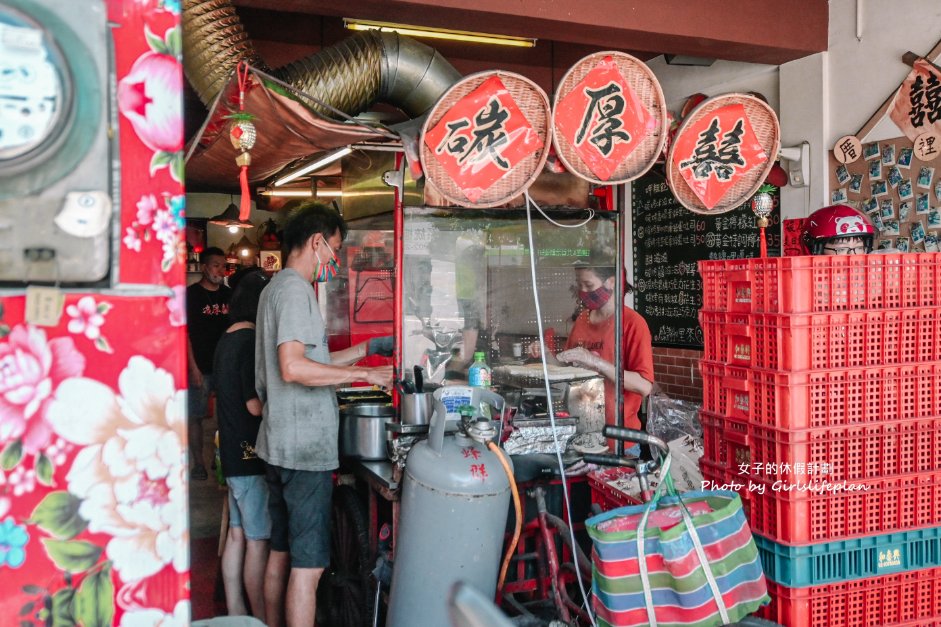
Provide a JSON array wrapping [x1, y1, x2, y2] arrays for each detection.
[[651, 347, 703, 402]]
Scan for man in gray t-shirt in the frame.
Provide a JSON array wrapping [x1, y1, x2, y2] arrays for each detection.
[[256, 267, 340, 471], [255, 203, 393, 627]]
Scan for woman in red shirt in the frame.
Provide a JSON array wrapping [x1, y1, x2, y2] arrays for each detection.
[[530, 263, 654, 432]]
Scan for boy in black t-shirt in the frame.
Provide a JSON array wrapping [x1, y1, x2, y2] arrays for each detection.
[[213, 267, 269, 619], [186, 247, 231, 480]]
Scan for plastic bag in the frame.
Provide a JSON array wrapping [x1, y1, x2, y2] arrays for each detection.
[[664, 434, 704, 492], [646, 385, 702, 443], [646, 387, 703, 492]]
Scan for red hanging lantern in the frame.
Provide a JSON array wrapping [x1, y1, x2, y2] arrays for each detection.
[[226, 63, 257, 222], [751, 183, 776, 258]]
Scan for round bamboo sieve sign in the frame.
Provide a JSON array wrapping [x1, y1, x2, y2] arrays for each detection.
[[420, 71, 551, 208], [667, 93, 780, 215], [552, 51, 667, 184]]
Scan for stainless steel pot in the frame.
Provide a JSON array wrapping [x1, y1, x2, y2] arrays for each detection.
[[339, 403, 395, 460], [399, 392, 434, 426]]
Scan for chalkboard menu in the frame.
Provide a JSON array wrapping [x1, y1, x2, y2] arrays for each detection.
[[631, 171, 780, 348]]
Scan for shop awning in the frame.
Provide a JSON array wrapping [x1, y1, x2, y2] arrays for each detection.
[[184, 67, 398, 193]]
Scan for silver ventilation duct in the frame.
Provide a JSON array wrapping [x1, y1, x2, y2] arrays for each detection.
[[182, 0, 461, 119]]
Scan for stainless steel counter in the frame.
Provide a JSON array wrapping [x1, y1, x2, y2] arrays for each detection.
[[349, 458, 399, 492]]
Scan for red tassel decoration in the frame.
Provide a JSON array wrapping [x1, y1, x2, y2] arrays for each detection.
[[228, 62, 257, 225], [239, 165, 251, 221]]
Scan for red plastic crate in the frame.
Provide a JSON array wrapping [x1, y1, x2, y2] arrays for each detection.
[[748, 470, 941, 545], [700, 310, 754, 366], [702, 410, 941, 483], [700, 258, 750, 312], [760, 567, 941, 627], [700, 361, 754, 421], [699, 252, 941, 314], [701, 362, 941, 429], [587, 467, 644, 512], [699, 459, 751, 520], [750, 418, 941, 484], [752, 365, 941, 429], [700, 457, 723, 484], [700, 411, 750, 467], [700, 458, 748, 493], [701, 308, 941, 370], [754, 309, 941, 370]]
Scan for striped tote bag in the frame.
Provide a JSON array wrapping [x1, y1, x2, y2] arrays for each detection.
[[586, 480, 769, 627]]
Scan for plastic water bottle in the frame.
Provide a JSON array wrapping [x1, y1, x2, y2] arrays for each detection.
[[468, 351, 491, 388]]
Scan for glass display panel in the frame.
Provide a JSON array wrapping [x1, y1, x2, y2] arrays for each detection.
[[400, 207, 617, 385]]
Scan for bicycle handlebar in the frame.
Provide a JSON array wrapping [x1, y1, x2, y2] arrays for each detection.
[[581, 452, 665, 474], [602, 426, 670, 460], [578, 428, 669, 475], [581, 453, 640, 468]]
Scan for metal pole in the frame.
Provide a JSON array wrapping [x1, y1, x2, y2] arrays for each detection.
[[615, 186, 625, 457], [392, 152, 405, 408]]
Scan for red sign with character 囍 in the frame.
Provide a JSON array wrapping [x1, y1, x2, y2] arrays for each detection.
[[672, 103, 767, 210], [423, 75, 543, 203], [890, 59, 941, 143], [554, 56, 653, 181]]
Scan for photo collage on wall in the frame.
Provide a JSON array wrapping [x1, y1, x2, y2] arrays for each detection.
[[831, 137, 941, 252]]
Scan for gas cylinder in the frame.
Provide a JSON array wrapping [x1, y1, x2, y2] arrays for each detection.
[[387, 388, 512, 627]]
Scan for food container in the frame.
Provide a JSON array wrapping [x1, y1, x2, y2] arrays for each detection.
[[337, 387, 391, 405], [339, 403, 395, 460], [399, 392, 435, 426]]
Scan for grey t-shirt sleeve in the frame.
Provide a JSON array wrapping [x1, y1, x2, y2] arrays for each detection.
[[272, 278, 320, 350]]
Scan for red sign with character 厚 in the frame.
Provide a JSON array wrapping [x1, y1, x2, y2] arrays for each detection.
[[554, 56, 654, 181]]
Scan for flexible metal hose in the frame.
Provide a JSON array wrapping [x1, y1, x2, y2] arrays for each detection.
[[182, 0, 460, 117], [488, 440, 521, 594], [273, 31, 383, 118], [181, 0, 268, 106]]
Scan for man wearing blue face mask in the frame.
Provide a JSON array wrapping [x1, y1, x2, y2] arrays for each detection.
[[254, 202, 393, 627]]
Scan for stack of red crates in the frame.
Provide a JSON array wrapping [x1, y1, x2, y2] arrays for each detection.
[[698, 252, 941, 626]]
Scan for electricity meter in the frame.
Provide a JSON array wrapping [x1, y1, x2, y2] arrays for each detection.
[[0, 0, 112, 283]]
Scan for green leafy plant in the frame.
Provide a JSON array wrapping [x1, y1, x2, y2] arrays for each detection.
[[21, 494, 114, 626], [223, 111, 257, 123]]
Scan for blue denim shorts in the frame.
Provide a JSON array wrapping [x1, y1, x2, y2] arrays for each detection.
[[188, 373, 213, 421], [266, 465, 333, 568], [227, 474, 272, 541]]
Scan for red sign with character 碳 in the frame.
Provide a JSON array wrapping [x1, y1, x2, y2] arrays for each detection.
[[423, 75, 543, 203]]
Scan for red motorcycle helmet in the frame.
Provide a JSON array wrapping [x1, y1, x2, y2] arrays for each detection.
[[802, 204, 875, 254]]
